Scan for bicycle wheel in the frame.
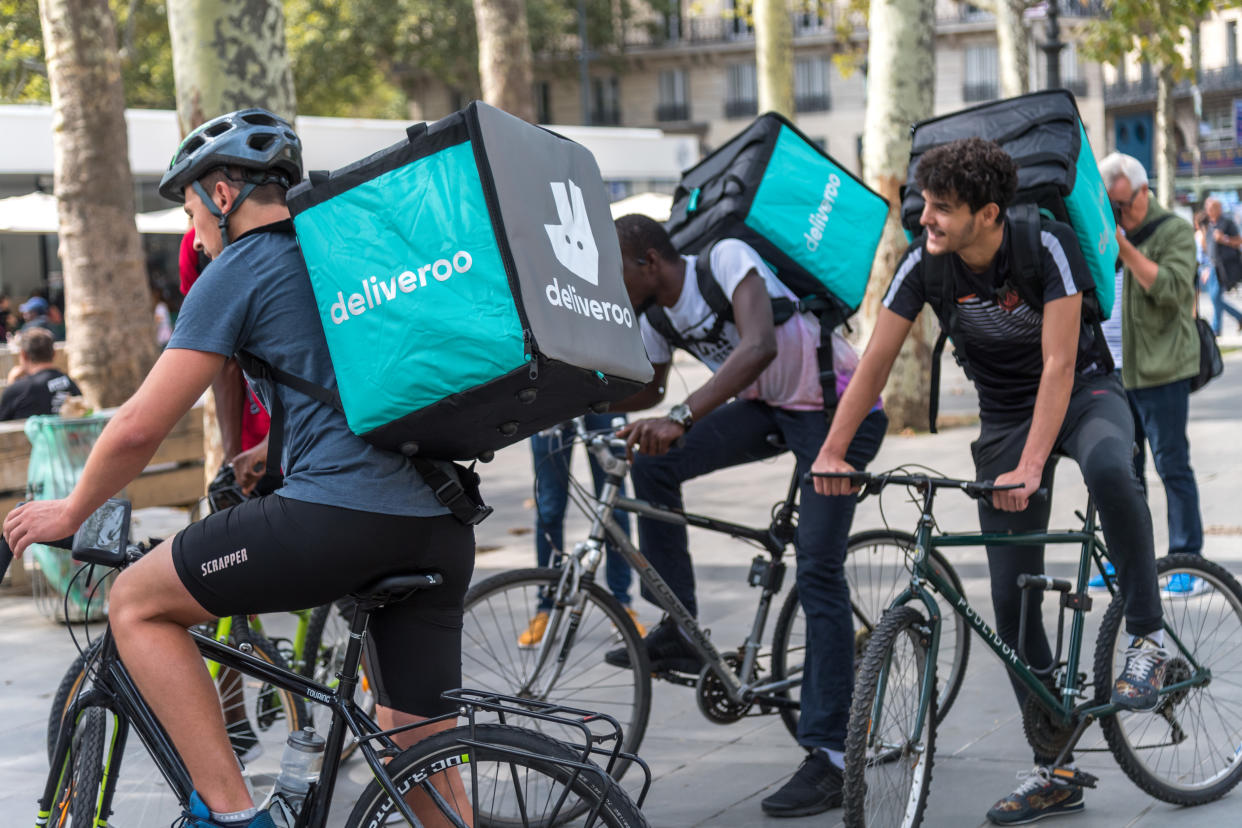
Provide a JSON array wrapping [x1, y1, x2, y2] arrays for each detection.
[[46, 706, 106, 827], [344, 723, 649, 828], [462, 568, 651, 784], [216, 629, 311, 776], [771, 530, 967, 738], [842, 605, 937, 828], [48, 637, 103, 760], [1093, 553, 1242, 804], [303, 599, 375, 760]]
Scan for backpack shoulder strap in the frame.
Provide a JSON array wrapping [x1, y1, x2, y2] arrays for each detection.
[[1126, 213, 1174, 248], [919, 238, 963, 434], [694, 240, 732, 322], [642, 306, 689, 355], [1006, 203, 1046, 313]]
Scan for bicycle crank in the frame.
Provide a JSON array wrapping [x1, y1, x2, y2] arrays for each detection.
[[695, 653, 756, 724]]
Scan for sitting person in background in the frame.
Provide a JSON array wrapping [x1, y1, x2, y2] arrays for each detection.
[[18, 296, 55, 335], [0, 328, 81, 420]]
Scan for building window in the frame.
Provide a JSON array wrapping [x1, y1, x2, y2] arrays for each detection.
[[725, 62, 758, 118], [591, 76, 621, 125], [794, 2, 826, 34], [1058, 42, 1087, 97], [963, 44, 998, 102], [795, 57, 831, 112], [534, 81, 552, 124], [724, 0, 750, 39], [664, 0, 681, 42], [1202, 100, 1235, 150], [656, 69, 689, 122], [1229, 21, 1238, 66]]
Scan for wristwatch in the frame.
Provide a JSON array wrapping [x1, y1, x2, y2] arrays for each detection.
[[667, 403, 694, 431]]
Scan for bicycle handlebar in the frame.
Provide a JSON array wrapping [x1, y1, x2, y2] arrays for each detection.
[[806, 470, 1049, 503]]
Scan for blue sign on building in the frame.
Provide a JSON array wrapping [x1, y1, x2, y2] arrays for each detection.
[[1115, 112, 1154, 175]]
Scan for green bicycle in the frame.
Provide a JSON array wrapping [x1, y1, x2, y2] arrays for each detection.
[[819, 470, 1242, 827]]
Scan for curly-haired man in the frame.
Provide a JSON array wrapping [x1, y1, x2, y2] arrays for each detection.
[[811, 138, 1166, 824]]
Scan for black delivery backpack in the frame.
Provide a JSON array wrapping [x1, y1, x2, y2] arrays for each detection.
[[662, 112, 889, 413], [282, 101, 653, 461]]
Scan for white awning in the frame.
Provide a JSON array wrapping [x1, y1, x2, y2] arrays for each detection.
[[0, 192, 187, 235], [610, 191, 673, 222]]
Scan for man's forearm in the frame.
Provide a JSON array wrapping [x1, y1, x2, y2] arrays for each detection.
[[684, 339, 774, 419], [63, 404, 167, 525], [214, 359, 246, 459], [1016, 360, 1074, 476], [1118, 237, 1159, 291]]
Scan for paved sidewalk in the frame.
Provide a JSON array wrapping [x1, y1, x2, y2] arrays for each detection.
[[2, 350, 1241, 827]]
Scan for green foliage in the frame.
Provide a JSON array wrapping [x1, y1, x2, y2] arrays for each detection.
[[831, 0, 868, 77], [1, 0, 49, 101], [1080, 0, 1225, 79]]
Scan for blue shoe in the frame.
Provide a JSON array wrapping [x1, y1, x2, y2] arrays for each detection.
[[1162, 573, 1210, 597], [1088, 562, 1115, 592], [177, 792, 277, 828], [986, 767, 1084, 824]]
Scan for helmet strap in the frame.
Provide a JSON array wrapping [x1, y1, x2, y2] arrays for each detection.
[[192, 178, 261, 249]]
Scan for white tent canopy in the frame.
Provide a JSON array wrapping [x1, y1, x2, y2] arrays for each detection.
[[0, 192, 186, 235], [609, 192, 673, 222]]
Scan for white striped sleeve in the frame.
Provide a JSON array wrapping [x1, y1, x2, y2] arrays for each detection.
[[1040, 230, 1078, 298], [883, 247, 924, 308]]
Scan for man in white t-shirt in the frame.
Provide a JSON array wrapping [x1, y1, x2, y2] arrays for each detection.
[[607, 214, 887, 817]]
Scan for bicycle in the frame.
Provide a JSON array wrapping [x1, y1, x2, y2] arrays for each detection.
[[27, 499, 651, 828], [461, 421, 971, 784], [817, 470, 1242, 827]]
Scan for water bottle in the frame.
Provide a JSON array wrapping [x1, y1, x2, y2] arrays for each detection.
[[267, 727, 325, 825]]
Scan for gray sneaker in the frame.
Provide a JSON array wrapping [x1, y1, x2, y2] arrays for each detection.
[[1111, 636, 1169, 711]]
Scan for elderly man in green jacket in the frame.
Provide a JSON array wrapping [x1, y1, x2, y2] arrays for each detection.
[[1102, 152, 1204, 592]]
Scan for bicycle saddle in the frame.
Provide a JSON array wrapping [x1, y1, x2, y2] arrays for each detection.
[[352, 572, 443, 610]]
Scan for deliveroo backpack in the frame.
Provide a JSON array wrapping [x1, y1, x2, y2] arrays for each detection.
[[901, 88, 1118, 319], [899, 89, 1118, 431], [281, 101, 652, 462], [662, 112, 889, 415]]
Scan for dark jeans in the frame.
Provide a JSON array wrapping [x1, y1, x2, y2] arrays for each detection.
[[530, 414, 632, 607], [972, 373, 1162, 738], [630, 400, 888, 751], [1206, 267, 1242, 334], [1127, 378, 1203, 556]]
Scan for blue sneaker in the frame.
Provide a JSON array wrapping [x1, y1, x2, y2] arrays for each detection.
[[1162, 573, 1210, 597], [1088, 562, 1116, 592], [177, 792, 278, 828]]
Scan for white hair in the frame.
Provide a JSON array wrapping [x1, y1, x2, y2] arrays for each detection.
[[1098, 152, 1148, 191]]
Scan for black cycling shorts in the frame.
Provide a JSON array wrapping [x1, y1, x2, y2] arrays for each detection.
[[172, 494, 474, 716]]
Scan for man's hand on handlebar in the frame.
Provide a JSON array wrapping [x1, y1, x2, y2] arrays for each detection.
[[810, 451, 860, 497], [992, 467, 1042, 513], [616, 417, 685, 458], [3, 498, 81, 558], [231, 438, 268, 495]]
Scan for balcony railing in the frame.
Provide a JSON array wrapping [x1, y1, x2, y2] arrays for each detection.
[[962, 82, 998, 103], [1063, 77, 1088, 97], [938, 0, 1110, 24], [620, 11, 835, 51], [590, 107, 622, 126], [655, 102, 690, 122], [724, 98, 759, 119], [1103, 63, 1242, 105], [795, 94, 832, 113]]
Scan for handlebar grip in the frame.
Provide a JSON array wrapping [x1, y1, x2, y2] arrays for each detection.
[[805, 471, 870, 485], [1016, 574, 1073, 592]]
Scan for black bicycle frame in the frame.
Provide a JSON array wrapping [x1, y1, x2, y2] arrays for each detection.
[[41, 618, 424, 828]]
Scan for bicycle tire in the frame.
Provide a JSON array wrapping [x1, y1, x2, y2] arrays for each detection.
[[1093, 553, 1242, 805], [303, 599, 375, 761], [462, 568, 651, 786], [344, 723, 649, 828], [217, 629, 311, 773], [47, 705, 106, 827], [842, 604, 937, 828], [47, 637, 102, 761], [770, 530, 968, 738]]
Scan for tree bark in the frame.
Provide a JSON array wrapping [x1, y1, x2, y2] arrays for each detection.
[[1155, 62, 1176, 208], [472, 0, 536, 123], [861, 0, 935, 432], [38, 0, 158, 408], [167, 0, 297, 133], [755, 0, 795, 119], [996, 0, 1028, 97], [166, 0, 297, 482]]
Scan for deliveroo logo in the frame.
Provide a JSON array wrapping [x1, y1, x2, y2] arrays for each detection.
[[544, 180, 599, 286]]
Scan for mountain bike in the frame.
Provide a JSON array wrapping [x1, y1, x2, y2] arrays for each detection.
[[461, 421, 970, 784], [28, 499, 651, 828], [818, 470, 1242, 827]]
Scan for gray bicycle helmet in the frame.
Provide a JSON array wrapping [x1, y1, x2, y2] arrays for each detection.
[[159, 108, 302, 246]]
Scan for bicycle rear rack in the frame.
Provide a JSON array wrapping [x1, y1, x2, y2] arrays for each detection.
[[441, 687, 653, 808]]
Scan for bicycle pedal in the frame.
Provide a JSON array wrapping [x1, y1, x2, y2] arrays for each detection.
[[1049, 766, 1098, 789]]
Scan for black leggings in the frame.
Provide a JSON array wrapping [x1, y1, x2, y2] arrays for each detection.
[[972, 373, 1161, 745], [172, 494, 475, 716]]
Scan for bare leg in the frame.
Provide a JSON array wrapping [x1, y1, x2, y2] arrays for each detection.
[[109, 539, 252, 813], [378, 706, 472, 828]]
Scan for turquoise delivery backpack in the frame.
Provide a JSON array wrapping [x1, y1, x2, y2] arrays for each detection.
[[281, 101, 653, 462], [901, 88, 1118, 319], [661, 112, 889, 416]]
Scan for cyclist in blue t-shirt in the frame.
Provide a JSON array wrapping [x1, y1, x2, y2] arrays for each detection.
[[4, 110, 475, 828]]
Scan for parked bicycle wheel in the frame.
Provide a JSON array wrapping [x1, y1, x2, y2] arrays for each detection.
[[770, 530, 968, 738], [47, 706, 106, 827], [842, 604, 937, 828], [1094, 553, 1242, 805], [303, 599, 375, 760], [462, 568, 651, 785], [345, 723, 648, 828]]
